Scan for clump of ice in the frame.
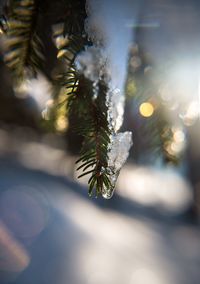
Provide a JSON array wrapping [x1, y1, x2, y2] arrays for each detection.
[[102, 132, 133, 199], [107, 88, 125, 132], [75, 46, 125, 131], [108, 132, 133, 171], [75, 46, 106, 82], [85, 0, 108, 45], [84, 18, 106, 46], [85, 0, 139, 91]]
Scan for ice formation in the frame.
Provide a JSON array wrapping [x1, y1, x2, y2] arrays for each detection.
[[102, 132, 133, 199], [75, 46, 106, 82], [85, 0, 108, 45], [84, 0, 137, 134], [85, 0, 140, 91], [78, 0, 135, 198], [107, 88, 125, 132], [108, 132, 133, 172], [75, 45, 133, 198]]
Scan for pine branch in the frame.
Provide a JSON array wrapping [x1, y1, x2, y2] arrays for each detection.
[[55, 33, 87, 70], [3, 0, 44, 84], [53, 2, 126, 198], [55, 44, 113, 197], [51, 6, 89, 130], [67, 74, 113, 197], [55, 33, 113, 197], [52, 13, 88, 99]]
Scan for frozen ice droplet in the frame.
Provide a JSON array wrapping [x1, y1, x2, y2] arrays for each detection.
[[102, 189, 113, 199], [102, 170, 119, 199], [102, 181, 115, 199]]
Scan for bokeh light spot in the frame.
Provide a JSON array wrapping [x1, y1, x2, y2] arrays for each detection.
[[139, 102, 154, 117]]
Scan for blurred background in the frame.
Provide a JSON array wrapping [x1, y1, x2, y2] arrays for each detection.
[[1, 0, 200, 283]]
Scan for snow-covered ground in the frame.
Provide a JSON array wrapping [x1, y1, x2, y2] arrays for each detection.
[[0, 133, 199, 284]]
